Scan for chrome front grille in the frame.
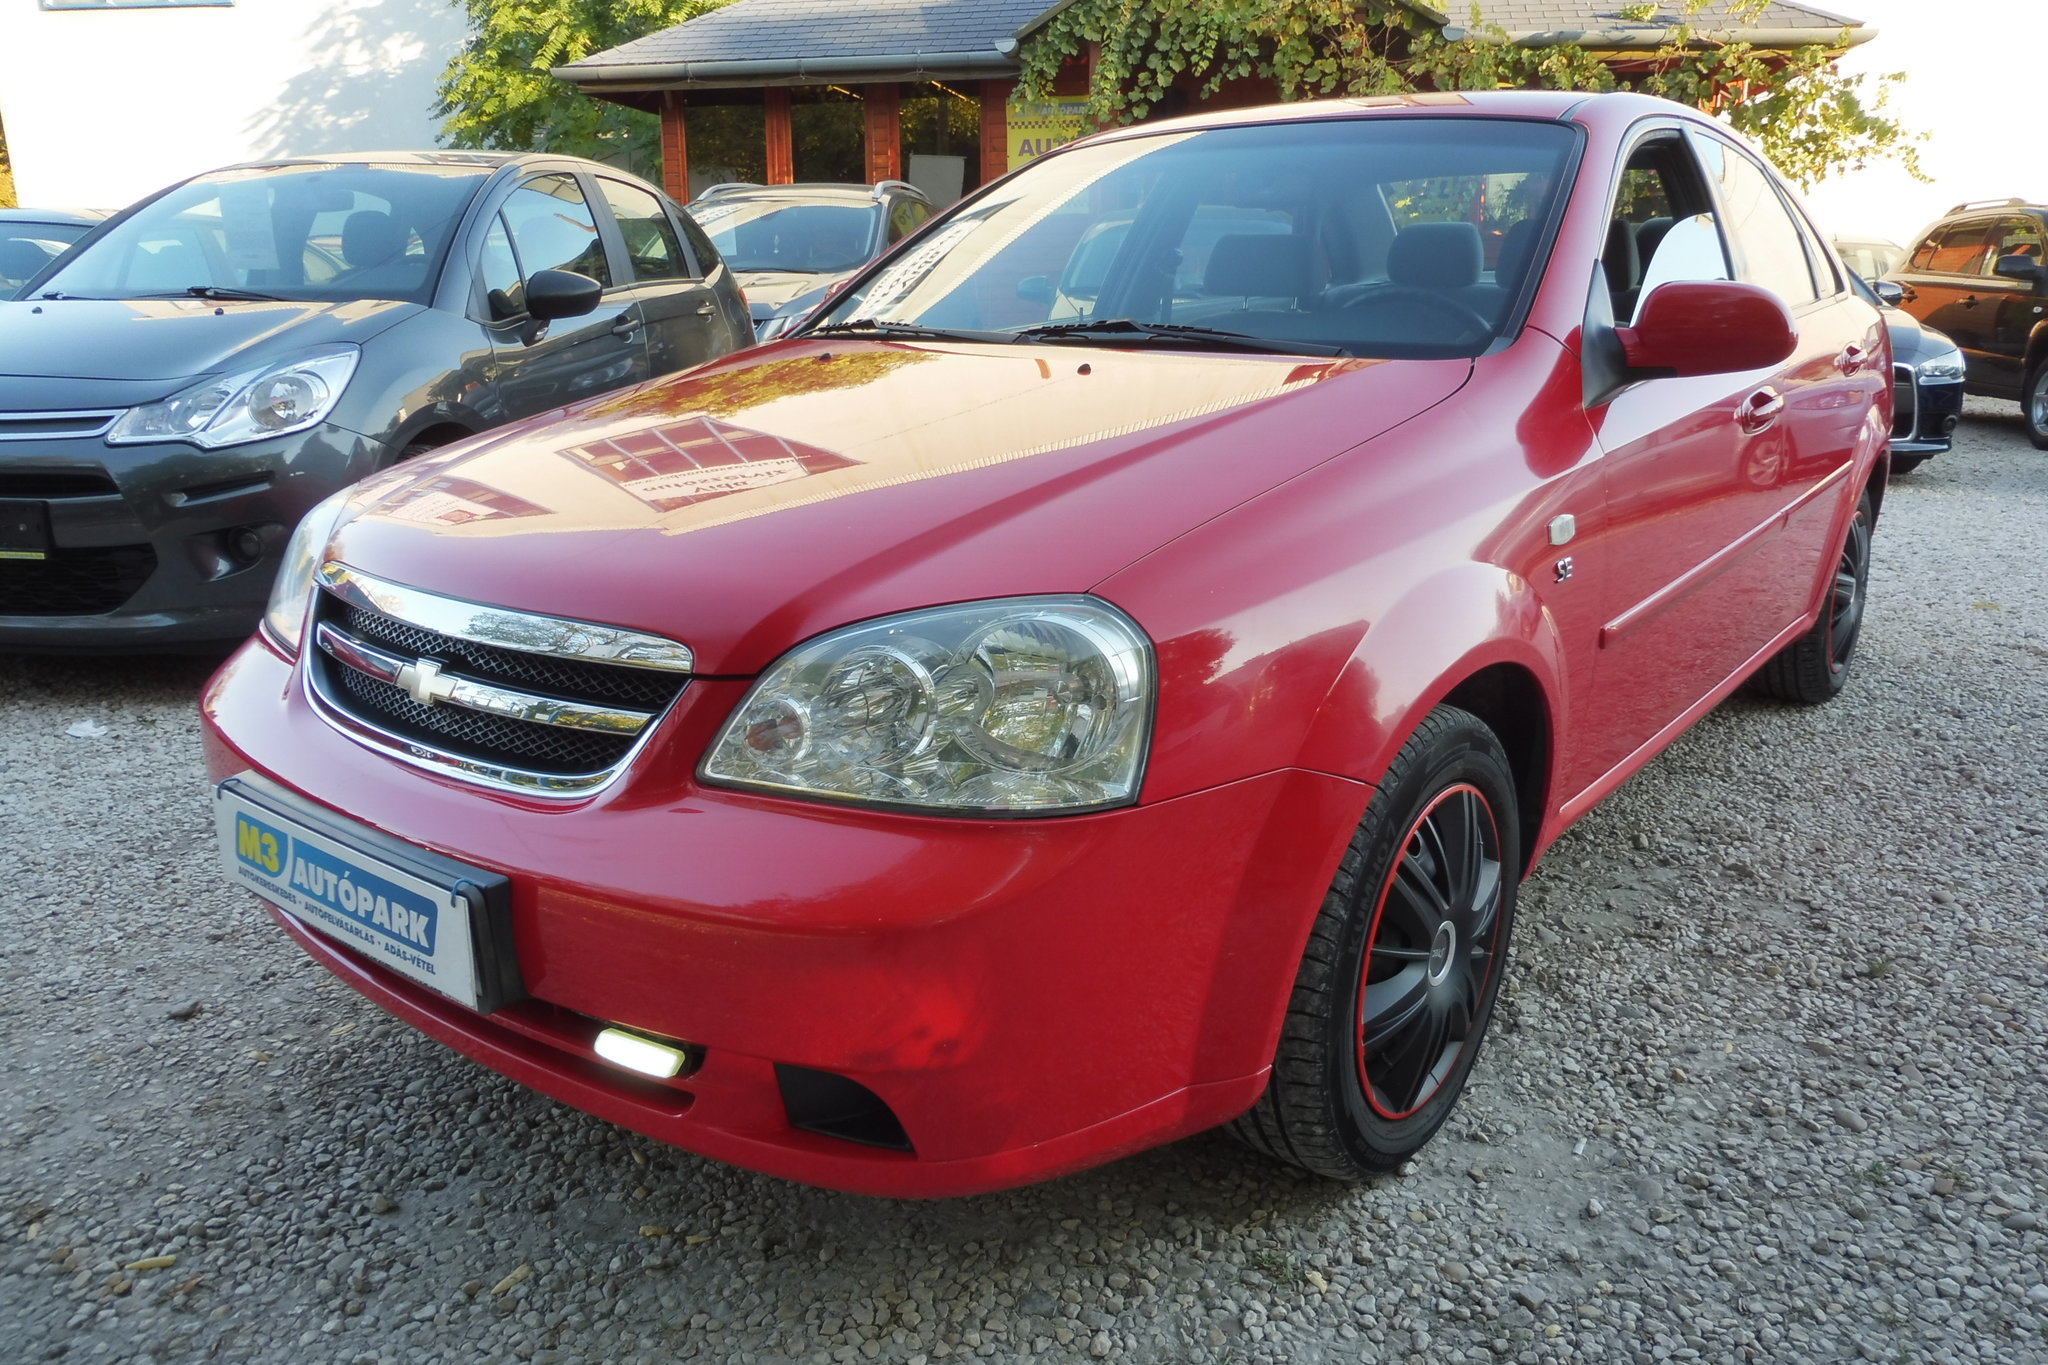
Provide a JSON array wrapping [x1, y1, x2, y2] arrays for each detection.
[[305, 563, 692, 796]]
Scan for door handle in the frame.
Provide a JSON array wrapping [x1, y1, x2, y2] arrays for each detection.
[[692, 302, 717, 315], [1960, 294, 1982, 309], [1836, 343, 1867, 374], [610, 318, 642, 338], [1735, 387, 1784, 434]]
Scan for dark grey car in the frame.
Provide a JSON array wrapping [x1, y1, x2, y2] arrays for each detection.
[[0, 152, 752, 650]]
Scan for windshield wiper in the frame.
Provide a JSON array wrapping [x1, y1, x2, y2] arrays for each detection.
[[136, 285, 289, 302], [1011, 318, 1347, 357], [808, 319, 1007, 343]]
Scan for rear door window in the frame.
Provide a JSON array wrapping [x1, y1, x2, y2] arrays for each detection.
[[597, 178, 692, 282]]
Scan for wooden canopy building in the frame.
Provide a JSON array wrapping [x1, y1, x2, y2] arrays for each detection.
[[552, 0, 1872, 204]]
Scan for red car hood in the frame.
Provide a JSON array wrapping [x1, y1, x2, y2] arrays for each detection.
[[332, 339, 1470, 675]]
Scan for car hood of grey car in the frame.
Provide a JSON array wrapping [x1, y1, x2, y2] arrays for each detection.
[[0, 296, 421, 410], [734, 269, 845, 321]]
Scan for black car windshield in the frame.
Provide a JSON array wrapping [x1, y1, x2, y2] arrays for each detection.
[[689, 198, 880, 274], [34, 163, 490, 305], [814, 117, 1579, 358]]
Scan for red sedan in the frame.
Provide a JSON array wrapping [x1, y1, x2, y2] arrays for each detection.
[[202, 91, 1889, 1196]]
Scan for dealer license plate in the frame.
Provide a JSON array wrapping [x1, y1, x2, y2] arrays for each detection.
[[213, 775, 520, 1013], [0, 499, 51, 561]]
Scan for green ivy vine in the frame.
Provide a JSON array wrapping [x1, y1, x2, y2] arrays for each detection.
[[1016, 0, 1921, 190]]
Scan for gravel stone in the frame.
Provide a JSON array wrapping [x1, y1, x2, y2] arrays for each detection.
[[3, 402, 2045, 1364]]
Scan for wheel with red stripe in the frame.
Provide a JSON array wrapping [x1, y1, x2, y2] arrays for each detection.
[[1230, 704, 1520, 1178]]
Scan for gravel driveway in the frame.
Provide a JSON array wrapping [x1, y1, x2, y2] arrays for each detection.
[[4, 399, 2044, 1365]]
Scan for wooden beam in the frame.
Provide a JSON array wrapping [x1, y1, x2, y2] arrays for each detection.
[[764, 88, 794, 185], [864, 84, 902, 185], [980, 79, 1014, 186], [659, 94, 689, 201]]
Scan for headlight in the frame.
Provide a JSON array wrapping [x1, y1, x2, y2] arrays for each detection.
[[108, 345, 359, 448], [1916, 346, 1965, 382], [702, 596, 1154, 814], [261, 489, 352, 656], [755, 313, 799, 341]]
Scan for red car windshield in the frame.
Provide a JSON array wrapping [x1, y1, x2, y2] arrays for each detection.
[[816, 116, 1579, 358]]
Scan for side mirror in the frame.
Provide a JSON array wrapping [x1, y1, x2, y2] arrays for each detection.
[[1017, 275, 1056, 306], [524, 269, 602, 322], [1994, 253, 2045, 286], [1871, 279, 1906, 307], [1615, 281, 1797, 378]]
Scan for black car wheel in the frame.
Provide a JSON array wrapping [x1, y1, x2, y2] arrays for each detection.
[[1229, 705, 1518, 1179], [2025, 361, 2048, 451], [1889, 454, 1929, 475], [1753, 491, 1873, 704]]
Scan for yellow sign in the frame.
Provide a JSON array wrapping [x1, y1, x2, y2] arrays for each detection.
[[1007, 99, 1091, 170]]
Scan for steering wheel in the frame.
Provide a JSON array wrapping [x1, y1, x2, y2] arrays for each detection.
[[1332, 285, 1494, 345]]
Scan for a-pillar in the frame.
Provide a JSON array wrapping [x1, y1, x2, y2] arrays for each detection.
[[979, 78, 1014, 186], [864, 84, 902, 184], [764, 88, 794, 184], [659, 93, 689, 201]]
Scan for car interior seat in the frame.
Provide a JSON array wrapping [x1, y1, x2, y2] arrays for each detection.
[[340, 211, 408, 272], [1202, 234, 1317, 305], [1604, 219, 1644, 320], [0, 238, 54, 284]]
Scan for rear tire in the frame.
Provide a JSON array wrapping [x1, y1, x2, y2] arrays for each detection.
[[2025, 362, 2048, 451], [1751, 491, 1873, 704], [1228, 705, 1519, 1179]]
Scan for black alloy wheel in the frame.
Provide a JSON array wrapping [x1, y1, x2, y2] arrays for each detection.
[[1752, 491, 1874, 705], [1356, 783, 1505, 1120], [2026, 362, 2048, 451], [1229, 704, 1520, 1179]]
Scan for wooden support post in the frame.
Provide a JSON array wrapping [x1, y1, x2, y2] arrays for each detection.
[[980, 79, 1014, 186], [864, 84, 902, 185], [764, 88, 794, 184], [659, 94, 689, 201]]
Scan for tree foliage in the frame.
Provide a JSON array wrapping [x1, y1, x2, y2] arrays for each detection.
[[1017, 0, 1920, 189], [436, 0, 730, 172]]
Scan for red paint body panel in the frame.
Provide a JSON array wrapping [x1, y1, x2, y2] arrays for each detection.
[[199, 93, 1890, 1194]]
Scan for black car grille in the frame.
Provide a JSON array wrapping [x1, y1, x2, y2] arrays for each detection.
[[1892, 364, 1916, 440], [311, 592, 690, 782], [0, 545, 156, 616]]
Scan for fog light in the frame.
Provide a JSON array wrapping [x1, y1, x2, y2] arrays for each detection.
[[228, 527, 268, 564], [594, 1027, 687, 1079]]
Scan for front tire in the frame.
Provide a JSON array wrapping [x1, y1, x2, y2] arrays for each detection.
[[1752, 491, 1873, 705], [1888, 454, 1928, 475], [2025, 361, 2048, 451], [1229, 705, 1519, 1179]]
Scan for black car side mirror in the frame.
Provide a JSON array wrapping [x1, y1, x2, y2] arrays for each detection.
[[1994, 254, 2046, 287], [526, 269, 603, 321], [1871, 279, 1906, 307]]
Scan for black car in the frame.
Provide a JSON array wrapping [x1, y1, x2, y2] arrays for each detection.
[[0, 152, 752, 650], [1, 208, 109, 299], [1853, 273, 1965, 474], [685, 181, 933, 339], [1886, 199, 2048, 448]]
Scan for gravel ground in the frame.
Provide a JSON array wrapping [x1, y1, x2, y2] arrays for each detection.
[[3, 399, 2045, 1365]]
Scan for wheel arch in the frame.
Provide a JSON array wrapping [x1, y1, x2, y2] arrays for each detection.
[[1438, 662, 1553, 879]]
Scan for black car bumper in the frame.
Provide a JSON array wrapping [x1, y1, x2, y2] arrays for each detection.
[[1892, 366, 1965, 456], [0, 422, 387, 651]]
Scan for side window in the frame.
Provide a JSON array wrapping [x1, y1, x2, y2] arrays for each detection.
[[1697, 138, 1818, 307], [887, 199, 930, 244], [1921, 221, 1997, 276], [597, 178, 691, 282], [1786, 201, 1841, 297], [498, 174, 612, 288], [1994, 215, 2045, 270], [1605, 136, 1726, 324], [478, 212, 524, 321], [674, 209, 723, 279]]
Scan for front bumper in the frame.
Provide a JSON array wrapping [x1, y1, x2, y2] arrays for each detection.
[[201, 637, 1369, 1196], [0, 422, 386, 651], [1891, 367, 1964, 455]]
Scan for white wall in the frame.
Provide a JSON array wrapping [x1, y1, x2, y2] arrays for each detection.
[[0, 0, 468, 211]]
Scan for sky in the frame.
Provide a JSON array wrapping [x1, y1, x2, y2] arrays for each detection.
[[1798, 0, 2042, 250]]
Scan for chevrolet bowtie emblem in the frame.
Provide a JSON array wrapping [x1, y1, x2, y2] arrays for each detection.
[[393, 657, 458, 707]]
